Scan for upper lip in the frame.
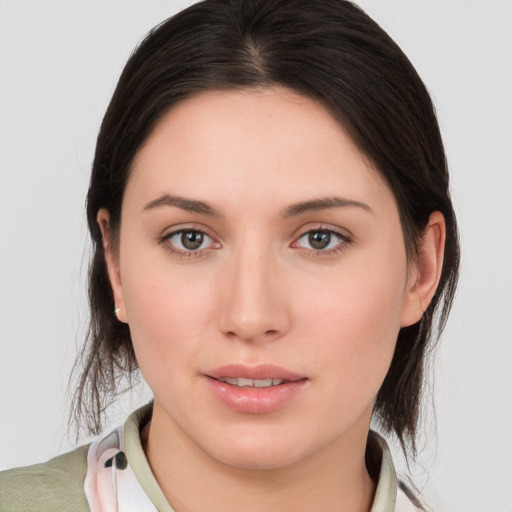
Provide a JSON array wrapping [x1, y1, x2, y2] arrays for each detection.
[[206, 364, 306, 382]]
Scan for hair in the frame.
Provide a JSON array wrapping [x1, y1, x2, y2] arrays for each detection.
[[71, 0, 460, 457]]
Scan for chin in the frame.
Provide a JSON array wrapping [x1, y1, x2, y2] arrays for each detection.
[[214, 449, 301, 471], [203, 430, 311, 471]]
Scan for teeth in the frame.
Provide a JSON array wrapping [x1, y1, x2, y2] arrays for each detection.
[[217, 377, 285, 387], [254, 378, 273, 388], [239, 377, 258, 387]]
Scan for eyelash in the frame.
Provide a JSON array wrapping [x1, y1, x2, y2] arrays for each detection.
[[160, 226, 351, 259], [292, 227, 351, 256], [160, 228, 218, 259]]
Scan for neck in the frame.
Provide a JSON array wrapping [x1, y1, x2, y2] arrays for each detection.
[[144, 401, 376, 512]]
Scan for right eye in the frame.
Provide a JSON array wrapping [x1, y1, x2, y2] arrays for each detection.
[[162, 229, 218, 256]]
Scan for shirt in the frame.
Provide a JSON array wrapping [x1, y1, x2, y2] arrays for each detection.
[[0, 404, 421, 511]]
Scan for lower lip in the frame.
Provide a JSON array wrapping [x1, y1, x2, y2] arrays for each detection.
[[205, 377, 307, 414]]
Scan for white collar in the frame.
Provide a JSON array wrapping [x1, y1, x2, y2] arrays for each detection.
[[84, 404, 419, 512]]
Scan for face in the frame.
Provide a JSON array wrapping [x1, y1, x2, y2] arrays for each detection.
[[102, 88, 425, 470]]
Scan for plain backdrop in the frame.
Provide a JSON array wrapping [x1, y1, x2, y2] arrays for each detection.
[[1, 1, 511, 511]]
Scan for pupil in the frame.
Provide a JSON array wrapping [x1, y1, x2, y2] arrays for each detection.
[[182, 231, 203, 250], [309, 231, 330, 250]]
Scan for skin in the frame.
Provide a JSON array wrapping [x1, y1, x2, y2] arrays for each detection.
[[99, 87, 445, 512]]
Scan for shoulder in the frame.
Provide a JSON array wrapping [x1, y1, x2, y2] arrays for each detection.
[[0, 444, 90, 512]]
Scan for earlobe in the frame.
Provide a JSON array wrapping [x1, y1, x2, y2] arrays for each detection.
[[97, 208, 128, 324], [400, 211, 446, 327]]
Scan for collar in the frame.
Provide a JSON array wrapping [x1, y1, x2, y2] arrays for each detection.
[[84, 403, 405, 512]]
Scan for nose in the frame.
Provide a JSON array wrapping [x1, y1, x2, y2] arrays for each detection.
[[217, 244, 291, 344]]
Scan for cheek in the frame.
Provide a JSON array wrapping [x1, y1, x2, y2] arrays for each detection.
[[119, 257, 217, 380], [295, 256, 407, 393]]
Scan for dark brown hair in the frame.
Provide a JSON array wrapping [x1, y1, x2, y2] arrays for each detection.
[[72, 0, 460, 456]]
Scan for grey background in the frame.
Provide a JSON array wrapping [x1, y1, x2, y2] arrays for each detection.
[[1, 1, 511, 511]]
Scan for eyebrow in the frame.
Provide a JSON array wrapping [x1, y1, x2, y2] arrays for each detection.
[[281, 196, 374, 218], [143, 194, 222, 217], [143, 193, 373, 218]]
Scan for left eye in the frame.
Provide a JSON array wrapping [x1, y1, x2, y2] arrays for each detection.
[[295, 229, 345, 251], [166, 230, 215, 252]]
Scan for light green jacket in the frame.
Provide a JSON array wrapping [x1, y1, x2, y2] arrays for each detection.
[[0, 405, 418, 511]]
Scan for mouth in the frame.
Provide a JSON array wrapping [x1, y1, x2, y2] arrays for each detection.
[[214, 377, 287, 388], [205, 364, 307, 413], [206, 363, 306, 385]]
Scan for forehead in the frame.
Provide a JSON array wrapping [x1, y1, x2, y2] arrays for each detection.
[[127, 87, 391, 212]]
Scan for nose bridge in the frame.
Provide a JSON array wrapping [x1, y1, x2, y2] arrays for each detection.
[[217, 235, 289, 342]]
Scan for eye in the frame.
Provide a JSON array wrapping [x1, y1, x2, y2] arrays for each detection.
[[163, 229, 218, 254], [294, 229, 348, 253]]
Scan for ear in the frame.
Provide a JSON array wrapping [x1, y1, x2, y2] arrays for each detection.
[[97, 208, 128, 324], [400, 211, 446, 327]]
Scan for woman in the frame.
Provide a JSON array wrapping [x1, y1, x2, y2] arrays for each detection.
[[0, 1, 459, 510]]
